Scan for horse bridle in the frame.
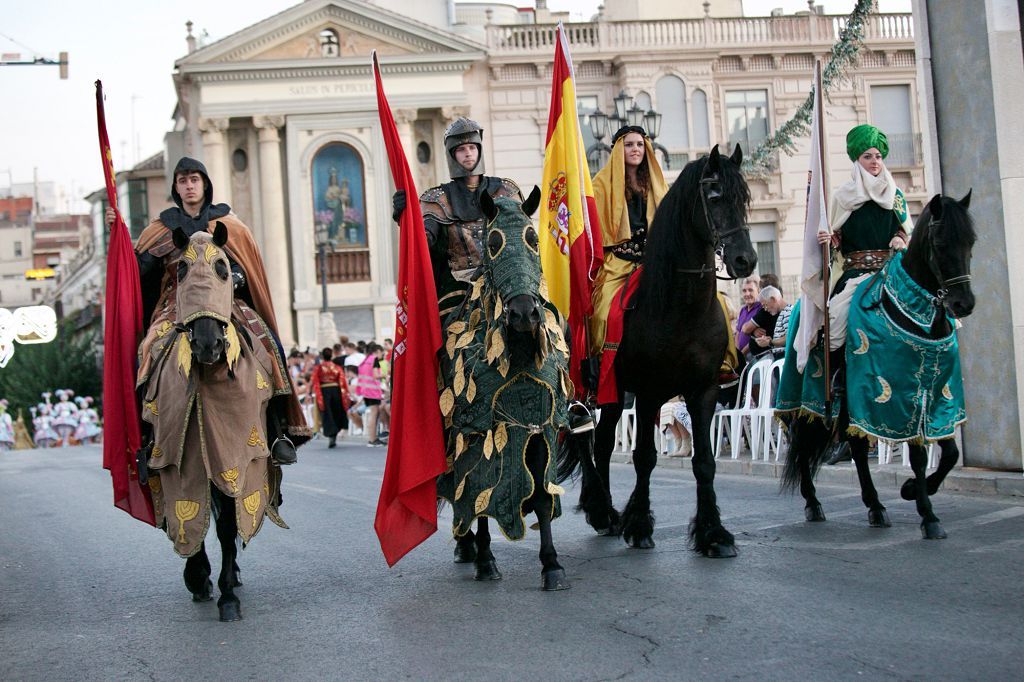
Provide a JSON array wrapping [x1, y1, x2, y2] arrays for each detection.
[[678, 164, 750, 280], [924, 215, 972, 305]]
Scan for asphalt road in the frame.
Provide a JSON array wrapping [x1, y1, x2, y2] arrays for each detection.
[[2, 439, 1022, 680]]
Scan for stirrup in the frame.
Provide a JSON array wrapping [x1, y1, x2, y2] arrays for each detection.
[[271, 435, 297, 465], [567, 401, 595, 434]]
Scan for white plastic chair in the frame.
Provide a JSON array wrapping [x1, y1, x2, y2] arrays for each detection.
[[713, 357, 770, 459], [877, 437, 944, 469], [753, 358, 786, 461]]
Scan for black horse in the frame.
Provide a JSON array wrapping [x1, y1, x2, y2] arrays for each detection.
[[782, 191, 975, 539], [567, 144, 757, 556]]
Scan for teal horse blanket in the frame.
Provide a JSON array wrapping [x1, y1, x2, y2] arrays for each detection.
[[776, 252, 965, 443]]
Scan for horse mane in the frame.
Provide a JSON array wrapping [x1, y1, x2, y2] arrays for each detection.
[[633, 152, 750, 318]]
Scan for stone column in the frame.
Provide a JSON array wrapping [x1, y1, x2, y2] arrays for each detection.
[[253, 115, 297, 347], [198, 117, 231, 207]]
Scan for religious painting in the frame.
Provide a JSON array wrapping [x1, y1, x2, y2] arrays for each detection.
[[311, 143, 366, 249]]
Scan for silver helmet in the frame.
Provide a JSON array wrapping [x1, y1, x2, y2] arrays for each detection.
[[443, 117, 485, 179]]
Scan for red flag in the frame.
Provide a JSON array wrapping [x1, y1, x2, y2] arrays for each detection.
[[371, 53, 447, 566], [97, 80, 155, 526], [538, 24, 603, 397]]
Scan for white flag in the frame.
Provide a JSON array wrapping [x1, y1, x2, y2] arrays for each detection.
[[795, 61, 830, 373]]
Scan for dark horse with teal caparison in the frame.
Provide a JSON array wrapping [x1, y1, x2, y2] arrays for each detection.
[[780, 191, 975, 540], [563, 144, 757, 556]]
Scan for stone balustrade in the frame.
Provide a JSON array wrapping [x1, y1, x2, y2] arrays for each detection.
[[485, 13, 913, 56]]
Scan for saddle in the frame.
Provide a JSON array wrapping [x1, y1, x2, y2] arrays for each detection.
[[596, 267, 644, 405]]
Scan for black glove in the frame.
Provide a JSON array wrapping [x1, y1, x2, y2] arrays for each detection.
[[392, 190, 406, 223]]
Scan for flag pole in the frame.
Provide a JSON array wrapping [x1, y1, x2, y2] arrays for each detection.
[[815, 61, 834, 427]]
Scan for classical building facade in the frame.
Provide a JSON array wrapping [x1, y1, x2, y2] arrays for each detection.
[[165, 0, 920, 348]]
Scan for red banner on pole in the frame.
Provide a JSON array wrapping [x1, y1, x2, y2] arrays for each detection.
[[97, 80, 154, 526], [371, 53, 447, 566]]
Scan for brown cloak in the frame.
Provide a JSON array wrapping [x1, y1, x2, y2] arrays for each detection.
[[135, 214, 310, 444]]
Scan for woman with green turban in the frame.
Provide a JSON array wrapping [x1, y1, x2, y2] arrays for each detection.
[[808, 123, 915, 463], [817, 123, 915, 348]]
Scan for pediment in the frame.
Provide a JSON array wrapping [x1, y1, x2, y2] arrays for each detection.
[[178, 0, 483, 67], [248, 21, 415, 61]]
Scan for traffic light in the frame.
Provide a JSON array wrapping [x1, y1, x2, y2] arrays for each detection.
[[59, 51, 68, 80]]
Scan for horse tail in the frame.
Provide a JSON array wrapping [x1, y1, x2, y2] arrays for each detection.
[[780, 413, 830, 493], [556, 429, 591, 484]]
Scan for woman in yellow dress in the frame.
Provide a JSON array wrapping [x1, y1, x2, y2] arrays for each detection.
[[589, 126, 668, 356], [590, 128, 740, 399]]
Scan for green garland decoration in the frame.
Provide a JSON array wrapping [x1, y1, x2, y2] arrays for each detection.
[[743, 0, 876, 178]]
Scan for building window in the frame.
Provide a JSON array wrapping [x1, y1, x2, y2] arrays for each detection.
[[726, 89, 769, 151], [870, 84, 918, 167], [656, 75, 689, 150], [691, 89, 710, 149], [126, 179, 149, 240], [14, 240, 22, 257], [319, 29, 340, 58], [749, 222, 777, 277]]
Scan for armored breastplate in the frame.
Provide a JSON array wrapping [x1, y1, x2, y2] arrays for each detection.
[[421, 177, 522, 275]]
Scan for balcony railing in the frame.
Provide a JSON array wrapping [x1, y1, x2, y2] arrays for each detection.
[[884, 133, 923, 168], [315, 249, 371, 284], [486, 13, 913, 57]]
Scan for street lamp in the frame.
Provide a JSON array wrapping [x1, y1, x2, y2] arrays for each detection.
[[314, 220, 330, 313], [314, 214, 339, 350], [585, 90, 671, 171]]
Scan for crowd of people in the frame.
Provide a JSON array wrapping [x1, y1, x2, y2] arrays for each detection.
[[0, 390, 102, 451], [287, 337, 393, 448]]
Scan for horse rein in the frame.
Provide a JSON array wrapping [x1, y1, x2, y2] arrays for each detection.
[[924, 215, 972, 305], [677, 163, 750, 280]]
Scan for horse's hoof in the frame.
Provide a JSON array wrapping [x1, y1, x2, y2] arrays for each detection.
[[626, 535, 655, 549], [541, 568, 570, 591], [218, 600, 242, 622], [596, 522, 621, 537], [474, 559, 502, 581], [190, 579, 213, 602], [868, 508, 892, 528], [805, 504, 827, 522], [921, 521, 947, 540], [706, 542, 738, 558], [453, 543, 477, 564]]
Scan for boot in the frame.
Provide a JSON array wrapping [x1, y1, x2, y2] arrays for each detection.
[[271, 435, 297, 465], [567, 401, 595, 434]]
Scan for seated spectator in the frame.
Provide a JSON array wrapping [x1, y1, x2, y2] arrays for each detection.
[[745, 286, 791, 359], [759, 272, 781, 293], [659, 396, 692, 457], [735, 276, 762, 361]]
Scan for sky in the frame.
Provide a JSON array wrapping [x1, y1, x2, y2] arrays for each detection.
[[0, 0, 910, 212]]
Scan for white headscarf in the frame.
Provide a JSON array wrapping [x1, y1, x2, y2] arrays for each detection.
[[830, 161, 897, 233]]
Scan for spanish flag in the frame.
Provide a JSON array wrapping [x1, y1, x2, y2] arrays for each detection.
[[538, 23, 602, 397]]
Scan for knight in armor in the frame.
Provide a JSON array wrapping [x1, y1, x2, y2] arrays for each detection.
[[106, 157, 310, 465], [391, 117, 523, 315]]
